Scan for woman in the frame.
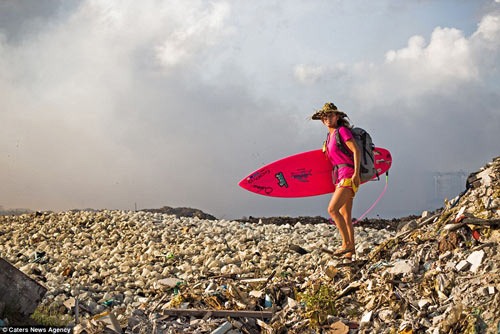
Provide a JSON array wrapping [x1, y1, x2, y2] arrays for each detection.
[[312, 102, 361, 259]]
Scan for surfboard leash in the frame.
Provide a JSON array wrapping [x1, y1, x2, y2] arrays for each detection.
[[353, 171, 389, 224], [329, 171, 389, 226]]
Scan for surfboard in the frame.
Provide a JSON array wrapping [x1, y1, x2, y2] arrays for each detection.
[[239, 147, 392, 197]]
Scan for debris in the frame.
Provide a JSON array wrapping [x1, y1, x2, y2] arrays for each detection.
[[264, 294, 272, 308], [418, 299, 431, 309], [0, 257, 47, 320], [289, 244, 308, 255], [30, 251, 48, 264], [388, 260, 416, 275], [398, 220, 417, 233], [256, 319, 273, 333], [440, 304, 464, 332], [211, 321, 232, 334], [92, 311, 121, 333], [158, 277, 182, 288], [360, 310, 373, 324], [63, 297, 75, 310], [159, 309, 273, 320], [328, 320, 349, 334], [466, 250, 485, 272], [378, 309, 393, 322], [240, 278, 268, 284], [438, 232, 459, 252], [337, 281, 361, 299], [61, 267, 73, 277], [456, 260, 470, 271], [249, 290, 264, 298], [287, 297, 299, 308], [324, 265, 339, 279], [205, 281, 217, 294]]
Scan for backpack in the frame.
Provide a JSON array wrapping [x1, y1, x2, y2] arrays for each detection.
[[331, 127, 378, 182]]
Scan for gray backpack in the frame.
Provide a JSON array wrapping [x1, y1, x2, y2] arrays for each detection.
[[334, 127, 378, 182]]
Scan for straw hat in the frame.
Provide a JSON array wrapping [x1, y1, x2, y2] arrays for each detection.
[[311, 102, 344, 120]]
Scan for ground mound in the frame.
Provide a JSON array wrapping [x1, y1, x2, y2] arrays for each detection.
[[141, 206, 217, 220]]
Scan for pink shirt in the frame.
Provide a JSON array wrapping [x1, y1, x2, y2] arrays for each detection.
[[325, 126, 355, 183]]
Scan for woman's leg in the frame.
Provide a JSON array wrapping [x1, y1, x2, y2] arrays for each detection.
[[328, 187, 355, 251], [340, 196, 355, 252]]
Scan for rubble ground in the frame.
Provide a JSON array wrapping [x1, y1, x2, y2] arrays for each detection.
[[0, 156, 499, 334], [236, 215, 419, 232]]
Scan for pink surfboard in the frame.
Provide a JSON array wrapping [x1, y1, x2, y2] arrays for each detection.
[[239, 147, 392, 197]]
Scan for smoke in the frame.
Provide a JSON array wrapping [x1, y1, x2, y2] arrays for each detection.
[[0, 0, 305, 216]]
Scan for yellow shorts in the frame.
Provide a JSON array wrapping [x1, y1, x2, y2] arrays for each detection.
[[336, 177, 358, 195]]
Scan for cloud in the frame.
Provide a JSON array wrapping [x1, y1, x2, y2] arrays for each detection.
[[294, 63, 348, 84], [294, 64, 328, 84], [474, 14, 500, 41], [155, 2, 232, 67], [385, 28, 476, 82], [295, 11, 500, 104], [294, 24, 487, 102]]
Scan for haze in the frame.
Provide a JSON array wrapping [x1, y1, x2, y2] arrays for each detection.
[[1, 0, 499, 219]]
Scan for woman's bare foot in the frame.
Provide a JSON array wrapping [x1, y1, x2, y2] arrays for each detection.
[[333, 245, 355, 257]]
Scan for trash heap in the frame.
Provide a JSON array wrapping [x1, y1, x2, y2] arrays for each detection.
[[0, 156, 499, 333], [0, 207, 393, 332]]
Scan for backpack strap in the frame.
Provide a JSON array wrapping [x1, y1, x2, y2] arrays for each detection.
[[323, 132, 330, 160], [334, 163, 354, 169], [335, 127, 353, 157], [331, 163, 354, 183]]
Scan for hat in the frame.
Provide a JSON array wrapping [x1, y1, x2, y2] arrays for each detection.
[[311, 102, 343, 120]]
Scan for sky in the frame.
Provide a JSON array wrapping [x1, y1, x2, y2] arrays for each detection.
[[1, 0, 499, 219]]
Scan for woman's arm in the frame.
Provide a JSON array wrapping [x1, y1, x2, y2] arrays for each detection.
[[345, 138, 361, 186]]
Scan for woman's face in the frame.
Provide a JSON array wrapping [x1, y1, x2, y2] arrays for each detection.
[[321, 112, 339, 128]]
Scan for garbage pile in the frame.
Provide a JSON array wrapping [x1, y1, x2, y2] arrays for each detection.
[[0, 156, 499, 333], [0, 206, 392, 332]]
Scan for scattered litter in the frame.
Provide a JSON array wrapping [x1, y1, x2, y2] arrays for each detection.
[[158, 277, 182, 288], [360, 310, 373, 324], [92, 311, 121, 333], [329, 320, 349, 334], [466, 250, 485, 272], [289, 244, 308, 255], [210, 321, 232, 334], [456, 260, 470, 271], [264, 294, 272, 308], [388, 260, 415, 275]]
